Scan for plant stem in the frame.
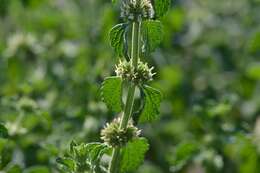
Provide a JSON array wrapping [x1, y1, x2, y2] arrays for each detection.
[[108, 146, 120, 173], [108, 21, 140, 173], [132, 21, 141, 69]]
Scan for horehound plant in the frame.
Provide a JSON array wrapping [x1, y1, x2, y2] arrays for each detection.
[[57, 0, 171, 172]]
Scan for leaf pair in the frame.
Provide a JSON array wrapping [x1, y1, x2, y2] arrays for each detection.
[[101, 77, 162, 123], [110, 20, 163, 58]]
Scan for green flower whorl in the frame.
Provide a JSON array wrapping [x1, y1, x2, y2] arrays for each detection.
[[115, 59, 155, 84], [101, 117, 141, 147], [121, 0, 154, 21]]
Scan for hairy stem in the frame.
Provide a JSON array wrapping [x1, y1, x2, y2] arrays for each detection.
[[108, 21, 141, 173], [108, 146, 120, 173]]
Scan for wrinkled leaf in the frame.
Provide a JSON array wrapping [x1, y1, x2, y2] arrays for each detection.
[[101, 76, 123, 112], [86, 143, 109, 164], [153, 0, 171, 18], [142, 20, 163, 54], [120, 138, 149, 173], [139, 85, 162, 123], [56, 157, 76, 172], [57, 141, 110, 173], [109, 23, 128, 57]]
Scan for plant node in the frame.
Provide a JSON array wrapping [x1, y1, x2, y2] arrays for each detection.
[[101, 117, 141, 147], [115, 59, 155, 84], [121, 0, 154, 21]]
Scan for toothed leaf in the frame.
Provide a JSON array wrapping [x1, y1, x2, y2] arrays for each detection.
[[120, 138, 149, 173], [139, 85, 162, 123], [57, 142, 110, 173], [153, 0, 171, 18], [109, 23, 128, 58], [101, 76, 123, 112], [142, 20, 163, 54], [56, 157, 76, 172]]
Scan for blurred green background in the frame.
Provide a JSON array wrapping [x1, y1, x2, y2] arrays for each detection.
[[0, 0, 260, 172]]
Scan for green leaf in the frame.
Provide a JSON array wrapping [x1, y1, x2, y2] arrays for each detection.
[[139, 85, 162, 123], [74, 142, 109, 167], [109, 23, 128, 57], [153, 0, 171, 18], [56, 157, 76, 172], [167, 142, 199, 172], [70, 140, 77, 154], [142, 20, 163, 54], [58, 142, 110, 173], [101, 76, 123, 112], [24, 166, 50, 173], [120, 138, 149, 173], [246, 62, 260, 80], [0, 124, 8, 138], [86, 143, 109, 164], [7, 165, 22, 173], [247, 31, 260, 54]]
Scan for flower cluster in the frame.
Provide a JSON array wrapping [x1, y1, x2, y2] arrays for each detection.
[[121, 0, 154, 21], [101, 117, 141, 147], [115, 59, 155, 84]]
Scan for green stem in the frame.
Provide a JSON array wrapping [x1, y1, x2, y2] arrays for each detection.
[[108, 147, 120, 173], [108, 21, 141, 173], [131, 21, 141, 69]]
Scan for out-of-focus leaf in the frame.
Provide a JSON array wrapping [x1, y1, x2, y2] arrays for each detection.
[[24, 166, 50, 173], [0, 0, 8, 17], [248, 31, 260, 54], [224, 134, 259, 173], [208, 102, 232, 117], [120, 138, 149, 173], [167, 142, 199, 172], [153, 0, 171, 18], [139, 85, 162, 123], [101, 76, 123, 112], [246, 63, 260, 80], [0, 124, 8, 138], [56, 157, 76, 172], [7, 165, 22, 173]]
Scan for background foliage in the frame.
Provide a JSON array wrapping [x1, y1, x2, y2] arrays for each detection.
[[0, 0, 260, 172]]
